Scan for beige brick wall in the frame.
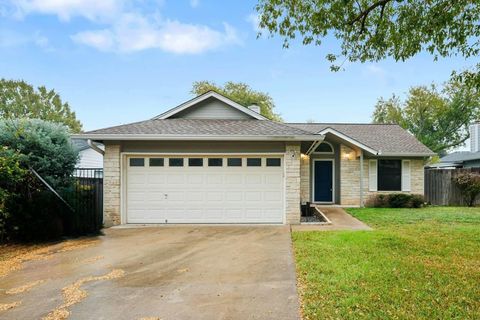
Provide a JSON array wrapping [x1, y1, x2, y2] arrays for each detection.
[[285, 142, 301, 224], [339, 144, 425, 206], [340, 145, 362, 206], [103, 142, 121, 227], [300, 154, 310, 204]]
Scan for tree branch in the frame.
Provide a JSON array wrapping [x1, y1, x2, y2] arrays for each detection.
[[349, 0, 397, 33]]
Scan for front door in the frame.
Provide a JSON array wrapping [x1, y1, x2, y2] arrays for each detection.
[[314, 160, 333, 202]]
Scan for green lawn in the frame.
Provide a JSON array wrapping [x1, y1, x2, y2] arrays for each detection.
[[293, 207, 480, 320]]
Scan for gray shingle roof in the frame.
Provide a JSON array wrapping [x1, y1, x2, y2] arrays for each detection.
[[85, 119, 314, 136], [440, 151, 480, 163], [287, 123, 434, 155]]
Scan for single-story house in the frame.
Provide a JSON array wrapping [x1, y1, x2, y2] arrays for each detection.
[[73, 91, 434, 226]]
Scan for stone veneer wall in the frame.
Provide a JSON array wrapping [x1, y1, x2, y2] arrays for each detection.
[[103, 142, 121, 227], [339, 144, 425, 206], [300, 154, 310, 204], [285, 142, 301, 224]]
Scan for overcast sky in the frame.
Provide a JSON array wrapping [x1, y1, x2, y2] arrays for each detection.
[[0, 0, 475, 135]]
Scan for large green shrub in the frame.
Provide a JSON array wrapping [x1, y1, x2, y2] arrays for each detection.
[[366, 193, 425, 208], [0, 119, 78, 188], [0, 119, 80, 241]]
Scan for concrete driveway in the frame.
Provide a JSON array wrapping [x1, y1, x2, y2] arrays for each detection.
[[0, 226, 300, 320]]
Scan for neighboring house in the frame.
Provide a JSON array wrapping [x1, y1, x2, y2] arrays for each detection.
[[428, 122, 480, 169], [73, 91, 434, 226], [431, 152, 480, 169], [72, 138, 104, 168]]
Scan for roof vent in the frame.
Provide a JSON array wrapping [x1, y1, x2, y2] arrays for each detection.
[[249, 104, 261, 114]]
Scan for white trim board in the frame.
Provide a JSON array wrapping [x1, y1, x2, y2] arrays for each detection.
[[317, 127, 379, 155], [153, 91, 267, 120]]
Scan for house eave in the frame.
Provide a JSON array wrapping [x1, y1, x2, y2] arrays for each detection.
[[378, 152, 436, 157], [71, 134, 323, 141]]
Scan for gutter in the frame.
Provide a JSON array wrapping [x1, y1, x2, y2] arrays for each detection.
[[87, 139, 105, 156]]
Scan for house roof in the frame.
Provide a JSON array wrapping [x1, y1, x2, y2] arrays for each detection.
[[153, 91, 267, 120], [71, 138, 90, 151], [287, 123, 435, 156], [440, 151, 480, 163], [78, 119, 321, 141]]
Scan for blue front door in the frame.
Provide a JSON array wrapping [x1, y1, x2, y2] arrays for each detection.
[[314, 160, 333, 202]]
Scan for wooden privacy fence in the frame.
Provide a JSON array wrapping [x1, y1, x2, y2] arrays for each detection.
[[424, 168, 480, 206]]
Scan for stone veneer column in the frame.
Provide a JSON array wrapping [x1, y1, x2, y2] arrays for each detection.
[[103, 142, 121, 227], [285, 142, 301, 224], [340, 144, 361, 206], [300, 154, 310, 204]]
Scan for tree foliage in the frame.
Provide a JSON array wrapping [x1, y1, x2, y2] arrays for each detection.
[[0, 119, 78, 189], [256, 0, 480, 85], [372, 80, 480, 154], [191, 81, 282, 121], [0, 79, 82, 133]]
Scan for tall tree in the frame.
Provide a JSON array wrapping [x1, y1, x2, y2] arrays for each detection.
[[372, 81, 480, 154], [256, 0, 480, 85], [191, 81, 282, 121], [0, 79, 82, 133]]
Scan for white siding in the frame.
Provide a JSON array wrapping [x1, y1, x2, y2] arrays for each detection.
[[77, 148, 104, 168], [172, 98, 253, 120]]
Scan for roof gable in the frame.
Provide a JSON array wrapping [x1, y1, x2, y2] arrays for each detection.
[[154, 91, 267, 120]]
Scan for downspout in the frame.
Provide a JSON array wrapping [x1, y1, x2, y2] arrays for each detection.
[[87, 139, 105, 156], [359, 149, 364, 207]]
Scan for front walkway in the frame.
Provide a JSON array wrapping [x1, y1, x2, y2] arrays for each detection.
[[292, 207, 372, 231], [0, 226, 300, 320]]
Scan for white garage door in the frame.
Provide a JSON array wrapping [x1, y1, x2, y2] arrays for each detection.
[[125, 155, 284, 224]]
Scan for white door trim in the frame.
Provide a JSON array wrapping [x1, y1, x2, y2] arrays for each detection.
[[312, 159, 335, 204]]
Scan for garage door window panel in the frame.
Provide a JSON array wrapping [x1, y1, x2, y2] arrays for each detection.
[[208, 158, 223, 167], [247, 158, 262, 167], [266, 158, 281, 167], [227, 158, 242, 167], [188, 158, 203, 167], [149, 158, 164, 167], [129, 158, 145, 167], [169, 158, 184, 167]]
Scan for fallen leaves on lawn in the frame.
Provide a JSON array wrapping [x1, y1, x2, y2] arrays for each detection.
[[42, 269, 125, 320], [138, 317, 162, 320], [177, 268, 189, 273], [0, 301, 21, 311], [6, 280, 46, 295]]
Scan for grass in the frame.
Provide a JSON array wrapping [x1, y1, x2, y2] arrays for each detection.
[[293, 207, 480, 320]]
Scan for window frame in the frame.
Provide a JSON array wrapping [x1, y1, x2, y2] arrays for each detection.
[[313, 141, 334, 154]]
